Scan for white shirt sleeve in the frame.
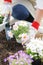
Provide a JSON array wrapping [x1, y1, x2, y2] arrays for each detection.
[[0, 3, 12, 15], [36, 0, 43, 9]]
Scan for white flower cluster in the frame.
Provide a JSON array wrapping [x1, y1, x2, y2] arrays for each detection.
[[26, 38, 43, 57], [7, 30, 13, 38], [18, 21, 28, 27], [12, 21, 29, 43], [13, 24, 18, 30], [18, 33, 29, 42], [13, 21, 28, 31]]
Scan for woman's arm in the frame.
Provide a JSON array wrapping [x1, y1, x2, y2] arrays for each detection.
[[32, 0, 43, 30], [35, 9, 43, 23]]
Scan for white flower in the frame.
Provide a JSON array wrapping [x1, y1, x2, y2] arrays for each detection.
[[21, 33, 29, 42], [7, 31, 13, 38], [26, 43, 37, 52], [19, 21, 28, 26], [26, 38, 43, 57], [13, 24, 18, 30], [15, 22, 19, 25], [18, 33, 29, 43], [30, 54, 33, 58], [18, 34, 22, 38], [39, 51, 43, 57]]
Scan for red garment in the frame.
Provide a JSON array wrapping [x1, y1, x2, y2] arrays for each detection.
[[4, 0, 12, 3], [32, 21, 40, 30]]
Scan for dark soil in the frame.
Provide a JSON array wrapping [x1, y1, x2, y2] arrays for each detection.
[[0, 30, 24, 65], [0, 30, 42, 65]]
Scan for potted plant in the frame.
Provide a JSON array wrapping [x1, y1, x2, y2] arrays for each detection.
[[12, 21, 29, 43], [4, 50, 33, 65], [25, 38, 43, 65]]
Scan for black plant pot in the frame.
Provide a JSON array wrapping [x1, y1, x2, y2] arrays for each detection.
[[32, 59, 41, 65]]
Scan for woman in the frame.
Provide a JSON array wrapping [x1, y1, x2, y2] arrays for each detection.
[[3, 0, 43, 36], [30, 0, 43, 37]]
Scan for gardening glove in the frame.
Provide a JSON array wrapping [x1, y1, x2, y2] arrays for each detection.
[[29, 21, 40, 39]]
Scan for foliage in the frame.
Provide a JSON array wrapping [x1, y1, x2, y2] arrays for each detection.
[[4, 50, 33, 65], [0, 15, 4, 24]]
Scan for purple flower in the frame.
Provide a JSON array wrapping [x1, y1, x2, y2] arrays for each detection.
[[15, 61, 18, 64], [4, 50, 33, 65], [4, 58, 7, 62]]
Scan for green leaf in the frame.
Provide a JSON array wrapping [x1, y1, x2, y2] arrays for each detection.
[[26, 49, 31, 54], [12, 25, 29, 39], [0, 16, 4, 24]]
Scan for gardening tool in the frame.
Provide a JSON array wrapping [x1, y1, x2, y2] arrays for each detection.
[[4, 14, 13, 40]]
